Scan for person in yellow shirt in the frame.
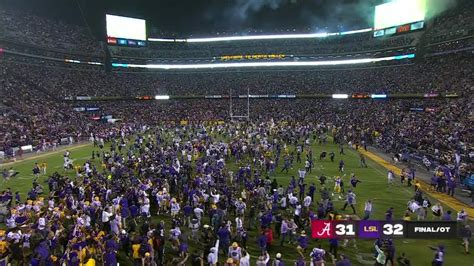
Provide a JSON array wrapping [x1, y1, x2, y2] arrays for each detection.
[[41, 161, 47, 175], [132, 242, 141, 265], [74, 165, 82, 174], [0, 230, 8, 260], [403, 211, 412, 221], [83, 256, 96, 266], [414, 180, 421, 193]]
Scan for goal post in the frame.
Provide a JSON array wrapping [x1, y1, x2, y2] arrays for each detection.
[[229, 87, 250, 121]]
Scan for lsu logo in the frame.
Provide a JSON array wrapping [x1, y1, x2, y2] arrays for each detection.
[[358, 221, 381, 239], [364, 226, 379, 232]]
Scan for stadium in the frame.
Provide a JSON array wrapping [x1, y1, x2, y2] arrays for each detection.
[[0, 0, 473, 265]]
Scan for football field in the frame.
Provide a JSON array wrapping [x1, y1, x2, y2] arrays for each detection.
[[1, 138, 472, 266]]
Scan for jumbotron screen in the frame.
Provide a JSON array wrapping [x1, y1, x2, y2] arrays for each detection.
[[106, 14, 146, 41], [374, 0, 426, 30]]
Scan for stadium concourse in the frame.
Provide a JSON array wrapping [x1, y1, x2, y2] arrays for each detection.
[[0, 1, 474, 266]]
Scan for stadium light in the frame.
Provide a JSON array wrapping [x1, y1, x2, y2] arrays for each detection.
[[332, 94, 349, 99], [154, 95, 170, 100], [147, 28, 373, 43], [185, 33, 329, 42], [340, 28, 373, 35], [147, 38, 187, 42], [111, 54, 414, 70]]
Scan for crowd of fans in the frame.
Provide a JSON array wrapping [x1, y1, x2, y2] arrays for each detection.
[[0, 63, 138, 154], [2, 53, 471, 98], [0, 116, 471, 265], [424, 0, 474, 44], [1, 48, 472, 165], [0, 7, 102, 56]]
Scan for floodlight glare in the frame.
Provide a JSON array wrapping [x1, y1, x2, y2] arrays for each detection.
[[332, 94, 349, 99]]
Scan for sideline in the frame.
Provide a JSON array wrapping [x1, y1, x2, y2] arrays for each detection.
[[358, 148, 474, 219], [0, 143, 91, 167]]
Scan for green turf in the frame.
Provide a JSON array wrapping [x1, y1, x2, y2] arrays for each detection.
[[1, 135, 472, 266]]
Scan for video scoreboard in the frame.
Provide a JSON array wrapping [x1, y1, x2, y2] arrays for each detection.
[[373, 0, 426, 38], [311, 220, 459, 239], [106, 14, 147, 47]]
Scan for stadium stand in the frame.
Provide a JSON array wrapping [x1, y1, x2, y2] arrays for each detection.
[[0, 6, 103, 56], [0, 2, 473, 266]]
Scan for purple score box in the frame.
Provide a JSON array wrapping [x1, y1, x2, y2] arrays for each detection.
[[358, 221, 381, 239]]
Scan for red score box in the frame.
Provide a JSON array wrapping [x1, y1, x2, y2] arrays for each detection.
[[311, 220, 335, 239]]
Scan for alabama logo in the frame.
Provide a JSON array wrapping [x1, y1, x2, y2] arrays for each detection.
[[311, 220, 334, 239]]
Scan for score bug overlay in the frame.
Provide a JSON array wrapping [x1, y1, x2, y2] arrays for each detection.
[[311, 220, 459, 239], [404, 221, 458, 239]]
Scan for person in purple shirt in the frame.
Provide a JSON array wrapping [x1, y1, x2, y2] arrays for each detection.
[[308, 183, 316, 201], [310, 246, 326, 264], [447, 177, 456, 196], [28, 188, 37, 201], [442, 210, 452, 221], [317, 203, 325, 219], [34, 240, 50, 264], [385, 207, 394, 221], [295, 255, 306, 266], [104, 250, 117, 266], [261, 212, 273, 228], [257, 230, 268, 252], [334, 254, 352, 266], [217, 225, 231, 255], [129, 204, 139, 217], [329, 238, 339, 257], [14, 191, 20, 204], [297, 231, 309, 257], [430, 175, 438, 191], [183, 203, 193, 226], [65, 250, 80, 266]]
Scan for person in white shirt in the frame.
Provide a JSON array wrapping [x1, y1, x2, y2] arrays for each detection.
[[294, 204, 302, 227], [457, 209, 467, 222], [101, 207, 113, 230], [363, 199, 373, 220], [210, 190, 220, 204], [256, 251, 270, 266], [408, 200, 420, 213], [38, 217, 46, 230], [141, 197, 151, 218], [279, 196, 287, 209], [305, 160, 311, 172], [303, 195, 312, 210], [239, 250, 250, 266], [207, 240, 219, 266], [289, 194, 298, 207], [228, 242, 242, 262], [235, 216, 243, 231], [194, 207, 204, 223], [298, 169, 307, 183], [170, 199, 180, 218], [388, 170, 394, 184]]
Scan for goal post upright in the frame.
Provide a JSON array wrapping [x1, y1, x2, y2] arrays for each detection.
[[229, 87, 250, 121]]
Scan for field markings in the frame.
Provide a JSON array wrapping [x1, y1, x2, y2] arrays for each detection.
[[357, 147, 474, 219]]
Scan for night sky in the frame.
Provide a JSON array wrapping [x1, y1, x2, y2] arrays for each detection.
[[3, 0, 384, 38]]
